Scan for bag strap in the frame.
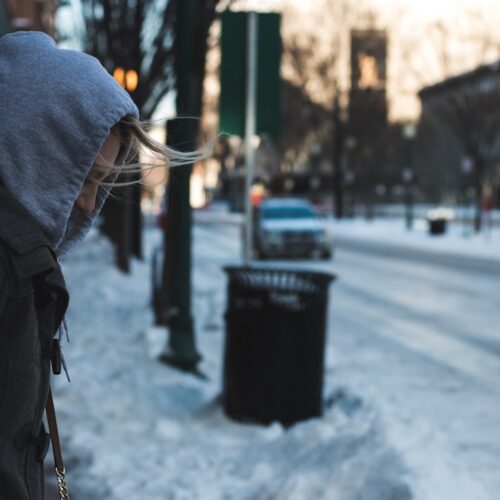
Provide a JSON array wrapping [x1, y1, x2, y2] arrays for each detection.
[[46, 386, 70, 499]]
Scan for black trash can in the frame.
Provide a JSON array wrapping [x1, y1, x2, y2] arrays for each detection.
[[428, 218, 447, 235], [222, 266, 335, 426]]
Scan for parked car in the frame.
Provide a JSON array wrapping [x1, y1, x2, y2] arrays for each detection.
[[254, 198, 334, 259]]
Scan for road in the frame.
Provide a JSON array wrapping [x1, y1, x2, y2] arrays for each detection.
[[193, 222, 500, 498]]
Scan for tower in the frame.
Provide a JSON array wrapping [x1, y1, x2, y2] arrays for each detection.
[[348, 29, 388, 187]]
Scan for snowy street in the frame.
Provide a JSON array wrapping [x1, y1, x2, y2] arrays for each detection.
[[47, 218, 500, 500], [195, 219, 500, 499], [316, 227, 500, 499]]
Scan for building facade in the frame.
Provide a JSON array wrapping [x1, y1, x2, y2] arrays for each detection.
[[2, 0, 56, 36], [418, 62, 500, 207]]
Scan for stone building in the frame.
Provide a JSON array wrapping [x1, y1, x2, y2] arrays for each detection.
[[418, 61, 500, 208]]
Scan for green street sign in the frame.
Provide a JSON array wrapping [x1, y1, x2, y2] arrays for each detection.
[[0, 0, 11, 36], [219, 11, 282, 138]]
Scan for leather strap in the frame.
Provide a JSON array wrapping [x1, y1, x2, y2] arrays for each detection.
[[46, 387, 64, 469], [46, 386, 70, 499]]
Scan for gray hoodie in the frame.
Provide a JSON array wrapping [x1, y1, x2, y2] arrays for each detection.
[[0, 31, 139, 255]]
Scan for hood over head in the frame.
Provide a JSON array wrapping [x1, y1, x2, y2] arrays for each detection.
[[0, 31, 139, 255]]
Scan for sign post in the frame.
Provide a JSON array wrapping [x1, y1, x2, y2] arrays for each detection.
[[244, 12, 258, 263]]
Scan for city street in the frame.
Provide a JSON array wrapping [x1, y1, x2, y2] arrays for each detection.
[[48, 220, 500, 499], [5, 2, 500, 500], [194, 221, 500, 499]]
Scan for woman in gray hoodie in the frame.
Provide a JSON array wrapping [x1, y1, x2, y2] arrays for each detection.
[[0, 31, 198, 499]]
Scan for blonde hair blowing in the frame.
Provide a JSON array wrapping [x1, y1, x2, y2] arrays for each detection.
[[88, 115, 213, 187]]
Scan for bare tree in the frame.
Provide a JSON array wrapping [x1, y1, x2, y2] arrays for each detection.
[[279, 0, 374, 217], [58, 1, 219, 119], [75, 0, 176, 119], [390, 4, 500, 226], [280, 0, 352, 158], [388, 2, 500, 122], [57, 0, 221, 271]]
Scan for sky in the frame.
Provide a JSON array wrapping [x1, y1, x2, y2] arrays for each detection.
[[224, 0, 500, 121], [361, 0, 500, 120], [371, 0, 466, 18], [59, 0, 500, 123]]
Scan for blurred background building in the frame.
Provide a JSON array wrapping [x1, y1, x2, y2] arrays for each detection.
[[195, 0, 500, 221], [419, 61, 500, 228], [1, 0, 56, 35]]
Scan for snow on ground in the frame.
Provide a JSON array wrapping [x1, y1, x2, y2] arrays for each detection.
[[52, 228, 410, 500], [49, 216, 500, 499], [195, 209, 500, 262], [193, 218, 500, 500], [330, 217, 500, 262]]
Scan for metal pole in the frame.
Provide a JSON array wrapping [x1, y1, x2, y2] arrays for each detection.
[[243, 12, 258, 264], [332, 92, 345, 219], [404, 181, 414, 230], [159, 0, 201, 373], [402, 124, 416, 231]]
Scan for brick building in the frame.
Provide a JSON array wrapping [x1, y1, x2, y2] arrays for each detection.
[[1, 0, 56, 36]]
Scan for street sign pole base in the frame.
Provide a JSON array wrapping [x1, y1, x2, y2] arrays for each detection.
[[159, 351, 207, 379], [158, 319, 205, 378]]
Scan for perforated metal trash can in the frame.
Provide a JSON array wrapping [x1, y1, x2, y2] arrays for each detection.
[[222, 266, 335, 426]]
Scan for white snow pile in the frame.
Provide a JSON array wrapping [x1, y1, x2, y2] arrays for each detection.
[[52, 229, 411, 500]]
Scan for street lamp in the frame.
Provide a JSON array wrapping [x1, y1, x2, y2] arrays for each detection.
[[402, 123, 416, 230], [113, 67, 139, 93]]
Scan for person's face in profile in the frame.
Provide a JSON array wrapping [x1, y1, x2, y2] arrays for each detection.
[[75, 131, 122, 214]]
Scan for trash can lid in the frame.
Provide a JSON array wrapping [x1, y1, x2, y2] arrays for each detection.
[[223, 265, 335, 293]]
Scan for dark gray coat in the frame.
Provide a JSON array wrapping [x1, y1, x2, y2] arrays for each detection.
[[0, 187, 69, 500], [0, 31, 138, 499]]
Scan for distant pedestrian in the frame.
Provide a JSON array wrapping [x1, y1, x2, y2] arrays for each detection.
[[0, 31, 206, 499]]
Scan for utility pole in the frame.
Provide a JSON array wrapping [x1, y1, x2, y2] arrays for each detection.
[[162, 119, 200, 371], [160, 0, 208, 372]]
